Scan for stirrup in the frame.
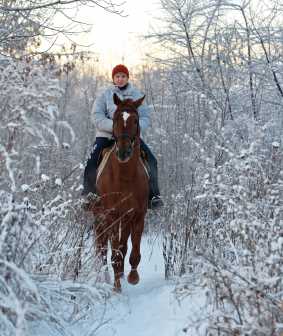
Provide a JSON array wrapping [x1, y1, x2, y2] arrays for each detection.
[[149, 196, 164, 210]]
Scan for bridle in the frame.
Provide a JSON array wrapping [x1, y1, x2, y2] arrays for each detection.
[[113, 110, 140, 146]]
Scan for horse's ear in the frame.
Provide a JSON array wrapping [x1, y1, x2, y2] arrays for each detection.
[[113, 93, 122, 106], [133, 95, 145, 108]]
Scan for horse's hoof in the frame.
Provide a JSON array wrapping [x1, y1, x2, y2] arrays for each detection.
[[113, 279, 122, 293], [127, 270, 139, 285], [113, 286, 122, 293]]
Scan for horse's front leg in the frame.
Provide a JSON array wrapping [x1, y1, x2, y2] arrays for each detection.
[[110, 223, 124, 292], [128, 216, 145, 285]]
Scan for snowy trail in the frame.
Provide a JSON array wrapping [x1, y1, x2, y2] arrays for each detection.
[[83, 235, 205, 336], [31, 235, 206, 336]]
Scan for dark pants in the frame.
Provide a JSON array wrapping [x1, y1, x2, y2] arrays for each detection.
[[83, 137, 161, 199]]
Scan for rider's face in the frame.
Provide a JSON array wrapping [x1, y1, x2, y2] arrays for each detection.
[[113, 72, 129, 87]]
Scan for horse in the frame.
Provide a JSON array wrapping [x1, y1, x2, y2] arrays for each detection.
[[91, 93, 149, 292]]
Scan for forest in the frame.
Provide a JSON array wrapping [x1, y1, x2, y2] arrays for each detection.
[[0, 0, 282, 335]]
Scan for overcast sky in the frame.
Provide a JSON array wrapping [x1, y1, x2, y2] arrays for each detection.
[[77, 0, 161, 72]]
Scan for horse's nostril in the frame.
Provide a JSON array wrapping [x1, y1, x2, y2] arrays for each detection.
[[116, 146, 133, 161], [117, 150, 126, 160]]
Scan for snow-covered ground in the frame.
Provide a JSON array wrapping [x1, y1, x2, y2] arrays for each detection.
[[30, 235, 207, 336]]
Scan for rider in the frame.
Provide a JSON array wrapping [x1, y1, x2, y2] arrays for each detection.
[[82, 64, 163, 209]]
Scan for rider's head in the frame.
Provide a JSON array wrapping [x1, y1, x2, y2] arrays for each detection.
[[112, 64, 129, 88]]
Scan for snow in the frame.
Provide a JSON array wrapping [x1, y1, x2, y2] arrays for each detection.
[[21, 184, 29, 192], [36, 156, 40, 175], [62, 142, 70, 149], [155, 128, 167, 137], [30, 235, 206, 336], [41, 174, 50, 182], [57, 121, 76, 144], [55, 178, 62, 186], [272, 141, 280, 148], [91, 237, 205, 336], [47, 104, 57, 120]]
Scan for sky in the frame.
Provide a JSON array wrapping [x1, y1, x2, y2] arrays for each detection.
[[76, 0, 162, 72]]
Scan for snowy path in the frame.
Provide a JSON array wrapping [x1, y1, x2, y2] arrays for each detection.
[[31, 235, 206, 336], [82, 235, 206, 336]]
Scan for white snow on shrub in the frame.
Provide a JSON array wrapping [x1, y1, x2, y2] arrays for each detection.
[[21, 184, 29, 192], [55, 178, 62, 186], [41, 174, 50, 182], [272, 141, 280, 147]]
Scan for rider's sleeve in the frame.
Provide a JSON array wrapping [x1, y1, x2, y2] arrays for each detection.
[[138, 102, 152, 132], [92, 92, 113, 133]]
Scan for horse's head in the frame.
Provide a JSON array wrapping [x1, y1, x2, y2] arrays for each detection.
[[112, 93, 145, 162]]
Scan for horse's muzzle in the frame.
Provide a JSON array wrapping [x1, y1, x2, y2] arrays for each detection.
[[116, 146, 133, 162]]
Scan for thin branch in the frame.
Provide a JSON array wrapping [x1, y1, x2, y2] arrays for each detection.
[[0, 0, 125, 15]]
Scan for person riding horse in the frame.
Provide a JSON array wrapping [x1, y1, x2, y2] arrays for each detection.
[[82, 64, 163, 209]]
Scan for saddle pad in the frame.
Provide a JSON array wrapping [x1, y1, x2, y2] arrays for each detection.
[[96, 146, 115, 183], [96, 147, 150, 183], [139, 157, 150, 179]]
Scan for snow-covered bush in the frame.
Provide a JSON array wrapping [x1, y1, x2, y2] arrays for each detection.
[[154, 99, 283, 334], [192, 122, 283, 335], [0, 53, 99, 335], [143, 0, 283, 332]]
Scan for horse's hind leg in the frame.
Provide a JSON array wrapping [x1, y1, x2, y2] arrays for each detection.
[[128, 218, 144, 285]]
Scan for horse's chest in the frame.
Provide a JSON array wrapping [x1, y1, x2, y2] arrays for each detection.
[[105, 189, 138, 211]]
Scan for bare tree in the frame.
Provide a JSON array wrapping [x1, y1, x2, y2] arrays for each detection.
[[149, 0, 283, 121], [0, 0, 125, 55], [143, 0, 283, 333]]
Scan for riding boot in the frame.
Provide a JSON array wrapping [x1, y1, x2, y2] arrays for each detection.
[[148, 168, 164, 210], [82, 137, 114, 211], [81, 166, 99, 211], [82, 165, 97, 196], [140, 140, 164, 209]]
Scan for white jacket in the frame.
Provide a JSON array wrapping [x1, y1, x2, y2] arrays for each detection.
[[92, 83, 151, 138]]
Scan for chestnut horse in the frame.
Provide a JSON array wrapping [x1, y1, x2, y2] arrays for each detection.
[[92, 93, 149, 292]]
